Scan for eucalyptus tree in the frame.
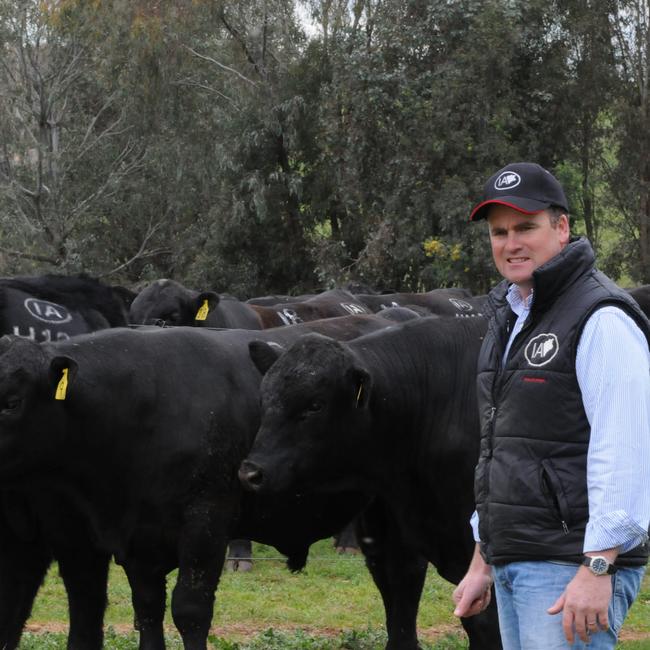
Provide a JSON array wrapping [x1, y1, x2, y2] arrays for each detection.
[[297, 0, 578, 292], [607, 0, 650, 282], [0, 0, 160, 276]]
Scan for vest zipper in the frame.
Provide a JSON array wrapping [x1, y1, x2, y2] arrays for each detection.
[[486, 407, 496, 457], [541, 459, 572, 535]]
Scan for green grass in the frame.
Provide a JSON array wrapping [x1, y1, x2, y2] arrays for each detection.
[[24, 541, 650, 649]]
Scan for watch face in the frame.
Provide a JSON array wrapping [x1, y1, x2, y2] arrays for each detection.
[[590, 557, 608, 575]]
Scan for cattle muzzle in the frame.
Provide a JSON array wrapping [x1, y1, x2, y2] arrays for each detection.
[[238, 459, 265, 492]]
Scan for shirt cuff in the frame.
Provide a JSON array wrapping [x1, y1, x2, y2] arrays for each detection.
[[470, 510, 481, 542], [583, 510, 650, 554]]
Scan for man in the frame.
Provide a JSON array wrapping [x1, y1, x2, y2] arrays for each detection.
[[452, 162, 650, 649]]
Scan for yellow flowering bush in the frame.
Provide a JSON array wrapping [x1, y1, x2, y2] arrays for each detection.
[[423, 237, 445, 257]]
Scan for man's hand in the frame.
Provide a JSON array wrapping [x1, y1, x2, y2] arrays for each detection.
[[453, 544, 493, 618], [547, 566, 612, 643], [453, 571, 493, 617]]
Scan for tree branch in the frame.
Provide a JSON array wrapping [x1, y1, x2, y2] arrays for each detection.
[[218, 10, 267, 81], [184, 45, 258, 87], [172, 78, 242, 111], [101, 216, 170, 277], [0, 247, 58, 265]]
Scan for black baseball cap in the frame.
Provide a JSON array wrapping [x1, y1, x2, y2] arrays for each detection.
[[469, 162, 569, 221]]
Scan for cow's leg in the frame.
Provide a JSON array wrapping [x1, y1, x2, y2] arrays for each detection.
[[171, 508, 229, 650], [57, 547, 110, 650], [123, 561, 167, 650], [358, 502, 426, 650], [334, 518, 360, 554], [225, 539, 252, 572], [458, 601, 502, 650], [0, 536, 51, 650]]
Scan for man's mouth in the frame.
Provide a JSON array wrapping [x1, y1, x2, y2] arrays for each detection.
[[507, 257, 529, 263]]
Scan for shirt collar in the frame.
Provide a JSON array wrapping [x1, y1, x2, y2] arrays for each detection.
[[506, 283, 534, 316]]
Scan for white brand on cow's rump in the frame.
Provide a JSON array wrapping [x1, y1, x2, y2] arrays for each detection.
[[340, 302, 368, 315], [23, 298, 72, 324], [524, 333, 559, 367], [12, 325, 70, 342], [449, 298, 473, 312], [277, 308, 303, 326]]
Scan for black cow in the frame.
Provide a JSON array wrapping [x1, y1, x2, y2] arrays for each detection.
[[0, 274, 129, 341], [130, 279, 262, 570], [129, 279, 262, 329], [240, 317, 501, 649], [246, 293, 315, 306], [0, 314, 398, 650], [354, 289, 486, 318], [627, 285, 650, 319], [0, 274, 130, 650], [250, 289, 371, 327]]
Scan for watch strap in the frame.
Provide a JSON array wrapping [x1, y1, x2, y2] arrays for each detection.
[[582, 555, 618, 575]]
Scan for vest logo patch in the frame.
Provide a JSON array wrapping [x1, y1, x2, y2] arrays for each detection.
[[23, 298, 72, 324], [448, 298, 473, 312], [524, 333, 559, 367]]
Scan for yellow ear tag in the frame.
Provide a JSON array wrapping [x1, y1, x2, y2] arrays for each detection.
[[55, 368, 69, 401], [195, 299, 210, 321], [356, 382, 363, 407]]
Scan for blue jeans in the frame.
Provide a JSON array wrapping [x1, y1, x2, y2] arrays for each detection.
[[492, 561, 646, 649]]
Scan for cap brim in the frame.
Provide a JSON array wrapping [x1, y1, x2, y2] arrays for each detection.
[[469, 197, 552, 221]]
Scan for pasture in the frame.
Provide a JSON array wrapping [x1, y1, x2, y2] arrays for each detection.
[[24, 540, 650, 649]]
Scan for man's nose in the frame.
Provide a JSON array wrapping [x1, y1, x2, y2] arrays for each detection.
[[505, 230, 522, 250]]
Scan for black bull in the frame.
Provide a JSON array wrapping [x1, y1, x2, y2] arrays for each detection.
[[0, 275, 130, 649], [240, 316, 502, 650], [0, 314, 403, 650]]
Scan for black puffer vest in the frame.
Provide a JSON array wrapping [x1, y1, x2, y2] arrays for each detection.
[[475, 237, 650, 566]]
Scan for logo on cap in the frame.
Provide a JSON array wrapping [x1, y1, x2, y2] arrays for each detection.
[[494, 171, 521, 191], [524, 333, 559, 367]]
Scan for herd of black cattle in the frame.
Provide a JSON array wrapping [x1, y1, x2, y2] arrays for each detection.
[[0, 274, 649, 650]]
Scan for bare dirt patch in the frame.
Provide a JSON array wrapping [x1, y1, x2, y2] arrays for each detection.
[[24, 621, 650, 642]]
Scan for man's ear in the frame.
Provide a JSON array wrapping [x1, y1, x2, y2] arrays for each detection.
[[350, 367, 372, 409], [49, 357, 78, 401], [558, 213, 570, 245], [249, 340, 283, 375], [194, 291, 220, 321]]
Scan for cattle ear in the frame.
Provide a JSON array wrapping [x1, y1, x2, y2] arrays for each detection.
[[249, 340, 282, 375], [194, 291, 220, 322], [49, 357, 78, 401], [349, 367, 372, 409]]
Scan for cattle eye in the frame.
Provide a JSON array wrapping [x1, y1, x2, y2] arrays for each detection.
[[163, 311, 181, 323], [297, 399, 324, 420], [2, 396, 21, 413], [306, 400, 323, 413]]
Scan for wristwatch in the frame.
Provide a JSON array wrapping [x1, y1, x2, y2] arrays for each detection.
[[582, 555, 618, 576]]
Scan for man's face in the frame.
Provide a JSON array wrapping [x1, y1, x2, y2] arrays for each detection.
[[487, 205, 569, 297]]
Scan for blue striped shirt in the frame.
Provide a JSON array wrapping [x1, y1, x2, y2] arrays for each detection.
[[470, 284, 650, 554]]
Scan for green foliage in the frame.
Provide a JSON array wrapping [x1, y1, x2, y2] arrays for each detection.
[[0, 0, 648, 290]]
